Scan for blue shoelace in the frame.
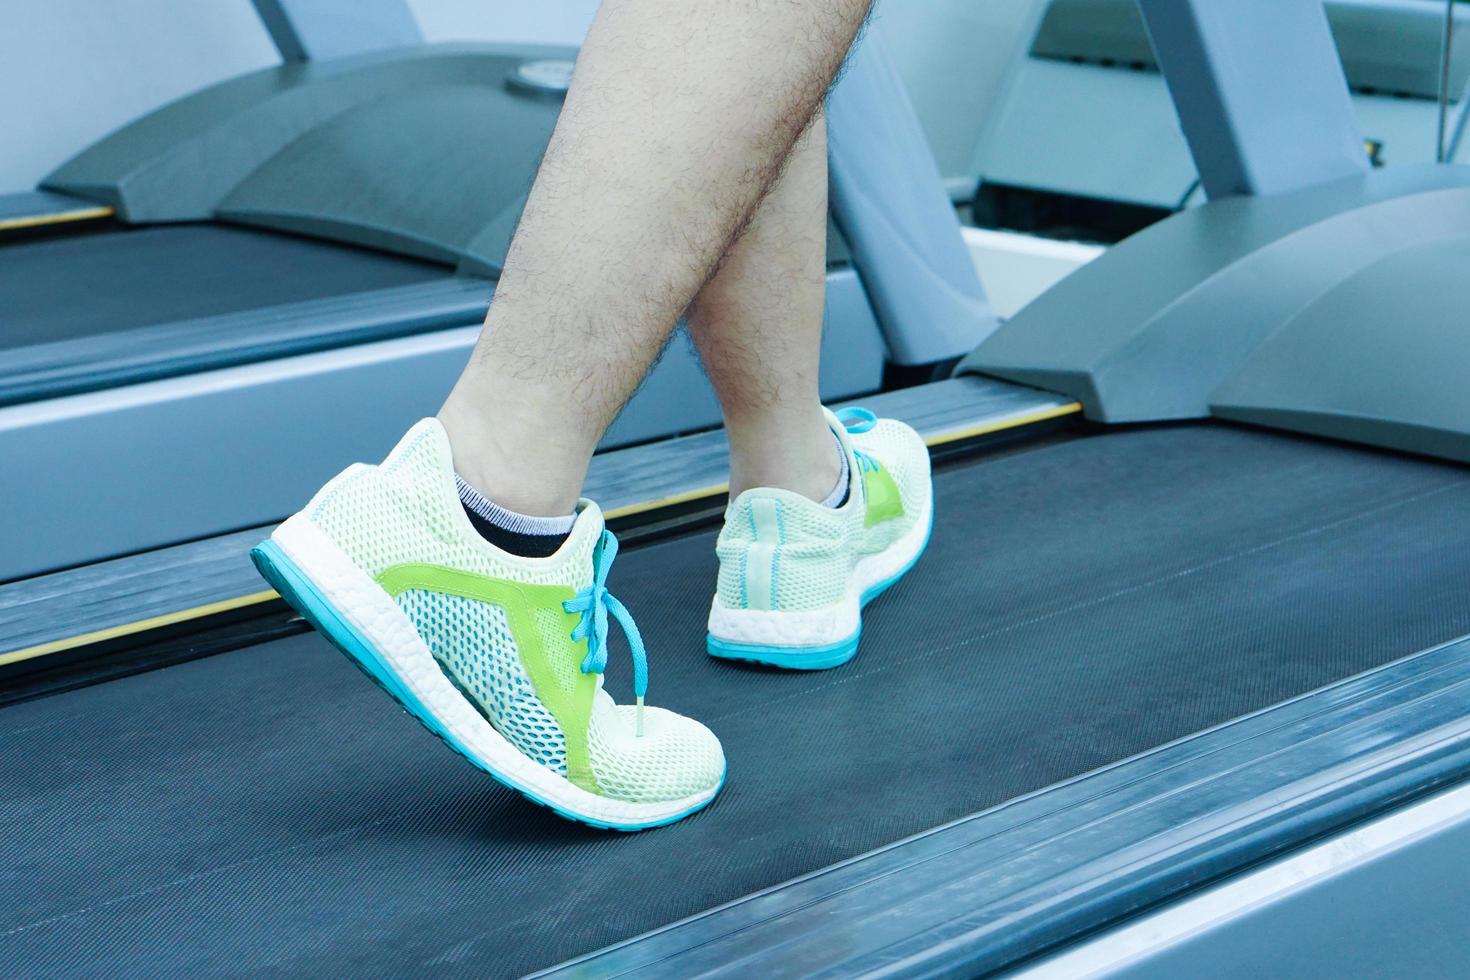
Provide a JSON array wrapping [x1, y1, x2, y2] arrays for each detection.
[[836, 405, 877, 433], [836, 406, 880, 473], [563, 529, 648, 736]]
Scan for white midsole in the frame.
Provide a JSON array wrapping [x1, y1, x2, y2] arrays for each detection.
[[271, 514, 717, 826], [706, 488, 934, 649]]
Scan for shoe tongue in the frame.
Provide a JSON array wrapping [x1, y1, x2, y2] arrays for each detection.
[[591, 682, 633, 730], [593, 678, 616, 712]]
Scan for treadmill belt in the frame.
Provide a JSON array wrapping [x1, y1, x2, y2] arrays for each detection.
[[0, 225, 447, 350], [6, 425, 1470, 977]]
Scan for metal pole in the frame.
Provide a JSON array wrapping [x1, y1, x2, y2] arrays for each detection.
[[1137, 0, 1367, 199], [251, 0, 421, 63], [1438, 0, 1456, 163]]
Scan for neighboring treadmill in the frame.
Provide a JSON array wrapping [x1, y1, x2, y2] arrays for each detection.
[[973, 0, 1470, 241], [0, 0, 995, 582], [8, 1, 1470, 977]]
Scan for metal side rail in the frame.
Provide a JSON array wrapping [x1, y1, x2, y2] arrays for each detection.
[[0, 376, 1078, 679], [541, 633, 1470, 978], [0, 277, 493, 407], [0, 190, 113, 233]]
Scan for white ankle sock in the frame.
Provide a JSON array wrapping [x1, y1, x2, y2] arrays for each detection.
[[819, 434, 851, 509]]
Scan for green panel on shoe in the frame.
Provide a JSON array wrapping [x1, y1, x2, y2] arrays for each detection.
[[375, 563, 601, 793], [862, 463, 904, 528]]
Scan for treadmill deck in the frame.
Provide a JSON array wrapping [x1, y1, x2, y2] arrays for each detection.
[[5, 425, 1470, 977], [0, 224, 448, 351]]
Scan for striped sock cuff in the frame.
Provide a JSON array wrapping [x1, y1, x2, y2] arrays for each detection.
[[455, 475, 577, 536]]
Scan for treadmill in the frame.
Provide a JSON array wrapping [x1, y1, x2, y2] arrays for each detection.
[[973, 0, 1470, 242], [7, 1, 1470, 976], [0, 0, 992, 583]]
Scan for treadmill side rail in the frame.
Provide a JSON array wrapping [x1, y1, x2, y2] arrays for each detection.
[[1020, 779, 1470, 978], [543, 633, 1470, 978], [0, 190, 114, 232], [0, 269, 887, 583], [0, 375, 1075, 671]]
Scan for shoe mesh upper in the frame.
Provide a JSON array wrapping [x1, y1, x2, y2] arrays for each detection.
[[855, 418, 933, 554], [398, 589, 568, 773], [715, 415, 931, 612], [304, 420, 722, 804], [533, 606, 583, 697], [310, 425, 596, 590], [586, 699, 726, 802]]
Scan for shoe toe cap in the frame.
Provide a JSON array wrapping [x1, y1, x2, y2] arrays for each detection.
[[588, 704, 725, 803]]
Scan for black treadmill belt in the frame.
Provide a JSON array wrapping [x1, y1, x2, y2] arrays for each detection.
[[0, 224, 447, 350], [6, 426, 1470, 977]]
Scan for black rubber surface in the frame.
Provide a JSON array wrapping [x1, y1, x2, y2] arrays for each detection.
[[0, 224, 446, 350], [6, 426, 1470, 978]]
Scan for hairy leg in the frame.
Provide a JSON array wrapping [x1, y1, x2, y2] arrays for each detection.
[[686, 108, 837, 502], [439, 0, 872, 515]]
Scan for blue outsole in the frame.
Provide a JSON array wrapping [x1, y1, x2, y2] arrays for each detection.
[[251, 539, 723, 832], [706, 508, 935, 670]]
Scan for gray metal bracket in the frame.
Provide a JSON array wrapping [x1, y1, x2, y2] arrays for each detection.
[[1137, 0, 1367, 199], [827, 23, 998, 365], [252, 0, 421, 63]]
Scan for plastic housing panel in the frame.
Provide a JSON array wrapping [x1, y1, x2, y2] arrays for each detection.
[[962, 165, 1470, 433], [43, 43, 569, 225]]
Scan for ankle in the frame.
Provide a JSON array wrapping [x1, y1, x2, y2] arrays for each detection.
[[438, 396, 590, 516], [726, 409, 843, 502]]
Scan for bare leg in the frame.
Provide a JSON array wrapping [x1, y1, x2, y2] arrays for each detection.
[[439, 0, 872, 515], [686, 109, 838, 502]]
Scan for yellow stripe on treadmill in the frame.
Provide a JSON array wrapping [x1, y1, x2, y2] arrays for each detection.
[[10, 399, 1082, 664], [0, 589, 280, 667], [924, 401, 1082, 447], [604, 483, 729, 521], [0, 205, 114, 232], [605, 400, 1082, 517]]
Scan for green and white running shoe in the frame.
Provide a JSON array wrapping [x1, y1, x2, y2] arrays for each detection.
[[707, 407, 933, 670], [250, 419, 725, 830]]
